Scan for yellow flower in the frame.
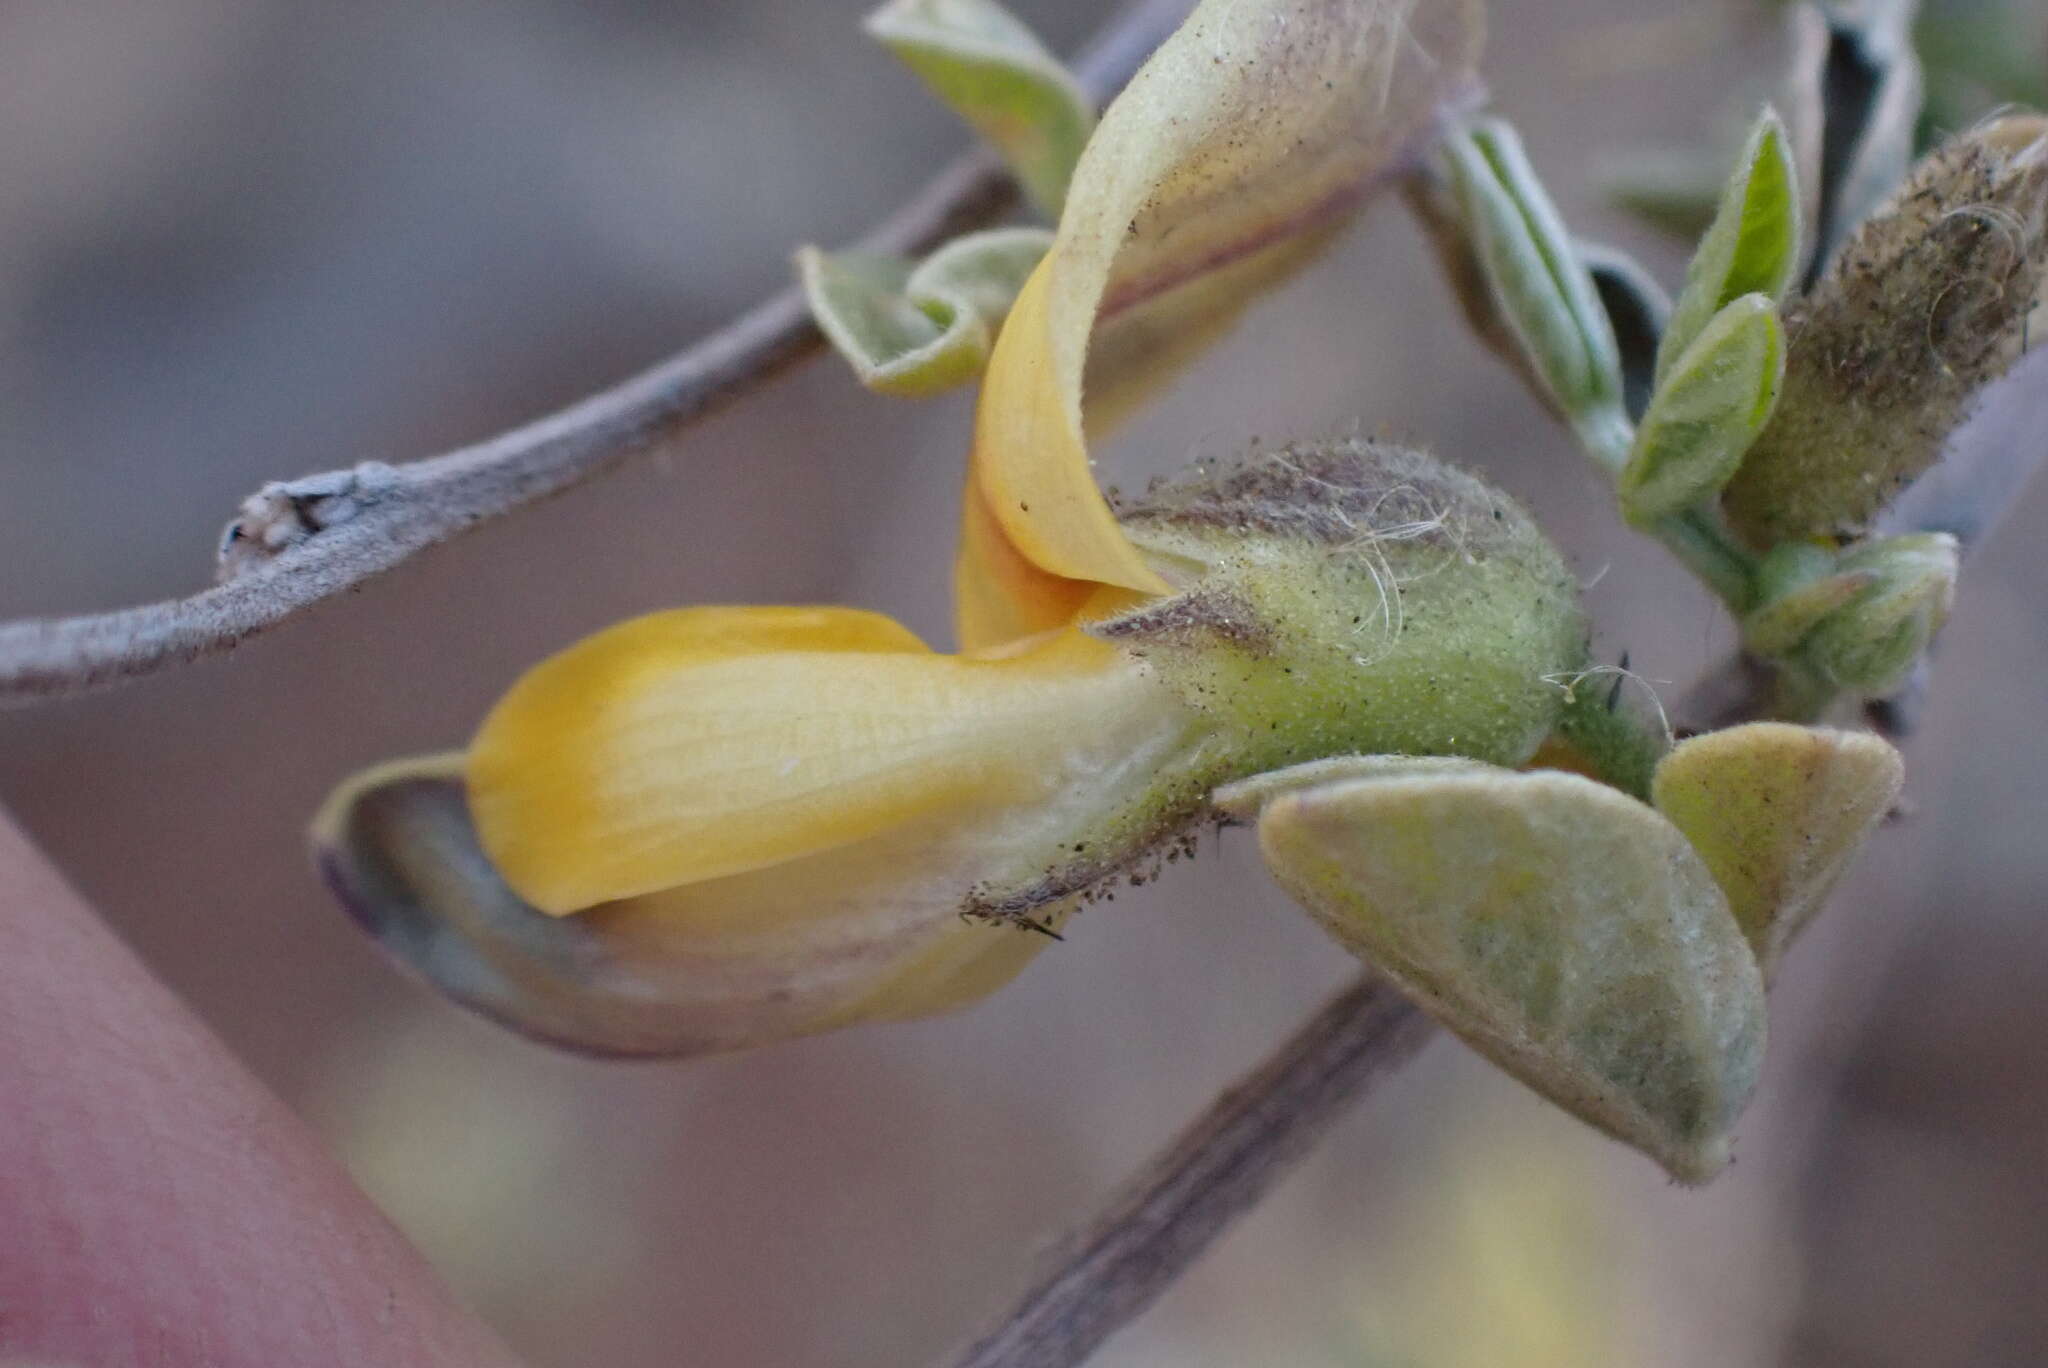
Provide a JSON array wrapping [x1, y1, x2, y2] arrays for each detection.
[[320, 0, 1554, 1055], [316, 0, 1908, 1179]]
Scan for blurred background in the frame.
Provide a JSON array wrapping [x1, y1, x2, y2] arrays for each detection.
[[2, 0, 2045, 1363]]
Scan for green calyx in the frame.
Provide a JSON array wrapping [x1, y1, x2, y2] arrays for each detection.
[[1099, 440, 1588, 779]]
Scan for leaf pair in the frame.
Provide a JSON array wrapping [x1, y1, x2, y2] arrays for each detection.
[[1219, 723, 1902, 1182], [1617, 114, 1799, 526]]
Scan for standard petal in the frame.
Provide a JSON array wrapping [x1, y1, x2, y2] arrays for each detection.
[[1254, 766, 1765, 1183], [315, 757, 1066, 1058], [959, 0, 1482, 634], [1651, 723, 1902, 980], [467, 605, 1183, 914]]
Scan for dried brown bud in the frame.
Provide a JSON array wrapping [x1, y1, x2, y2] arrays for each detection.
[[1722, 116, 2048, 546]]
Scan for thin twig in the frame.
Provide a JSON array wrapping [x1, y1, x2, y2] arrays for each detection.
[[945, 975, 1434, 1368], [0, 0, 1193, 706]]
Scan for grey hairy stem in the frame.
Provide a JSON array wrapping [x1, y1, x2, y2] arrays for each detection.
[[0, 0, 1194, 706], [943, 976, 1435, 1368]]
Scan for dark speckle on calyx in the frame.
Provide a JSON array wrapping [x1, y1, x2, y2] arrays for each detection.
[[1092, 587, 1277, 656]]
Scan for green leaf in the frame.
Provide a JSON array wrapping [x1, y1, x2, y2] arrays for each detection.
[[867, 0, 1094, 218], [1652, 723, 1902, 982], [1742, 568, 1877, 657], [1619, 294, 1785, 526], [904, 225, 1053, 319], [1441, 119, 1629, 459], [1800, 533, 1959, 693], [1212, 755, 1493, 822], [798, 228, 1051, 397], [1254, 765, 1765, 1183], [1656, 109, 1802, 387]]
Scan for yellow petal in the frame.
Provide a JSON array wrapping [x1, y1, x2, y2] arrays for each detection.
[[1651, 723, 1902, 980], [954, 469, 1097, 650], [314, 755, 1067, 1058], [467, 605, 1178, 914], [959, 0, 1483, 634]]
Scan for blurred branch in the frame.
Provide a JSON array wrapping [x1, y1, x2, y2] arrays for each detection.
[[944, 975, 1434, 1368], [0, 0, 1194, 706]]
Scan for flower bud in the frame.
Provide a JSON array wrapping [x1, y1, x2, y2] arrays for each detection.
[[1723, 116, 2048, 544], [1800, 533, 1958, 693]]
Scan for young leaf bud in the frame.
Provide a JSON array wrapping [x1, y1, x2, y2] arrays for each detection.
[[1799, 532, 1959, 693], [1741, 541, 1878, 657], [1655, 108, 1802, 386], [1724, 116, 2048, 545], [1619, 293, 1786, 526], [1440, 120, 1632, 464]]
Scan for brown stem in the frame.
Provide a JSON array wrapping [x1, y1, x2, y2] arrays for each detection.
[[0, 0, 1193, 706], [943, 976, 1434, 1368]]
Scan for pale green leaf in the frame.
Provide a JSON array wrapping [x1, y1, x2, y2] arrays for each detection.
[[1656, 109, 1802, 385], [867, 0, 1094, 217], [1619, 293, 1785, 526], [1255, 766, 1765, 1183], [1801, 532, 1958, 692], [1442, 119, 1629, 455], [904, 225, 1054, 319], [1212, 754, 1492, 822], [1742, 568, 1877, 656], [1652, 723, 1902, 981], [798, 247, 985, 397], [799, 232, 1051, 397]]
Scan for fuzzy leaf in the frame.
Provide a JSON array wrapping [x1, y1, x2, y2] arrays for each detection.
[[1442, 119, 1629, 458], [1652, 723, 1902, 981], [1742, 568, 1877, 656], [1212, 754, 1493, 822], [798, 229, 1052, 396], [798, 248, 986, 396], [867, 0, 1094, 217], [1619, 293, 1785, 526], [1801, 533, 1958, 692], [1255, 766, 1765, 1183], [906, 225, 1053, 319], [1656, 109, 1802, 385]]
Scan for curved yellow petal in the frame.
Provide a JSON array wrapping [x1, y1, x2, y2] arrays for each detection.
[[955, 469, 1098, 650], [959, 0, 1483, 633], [315, 755, 1068, 1058], [467, 605, 1174, 914]]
